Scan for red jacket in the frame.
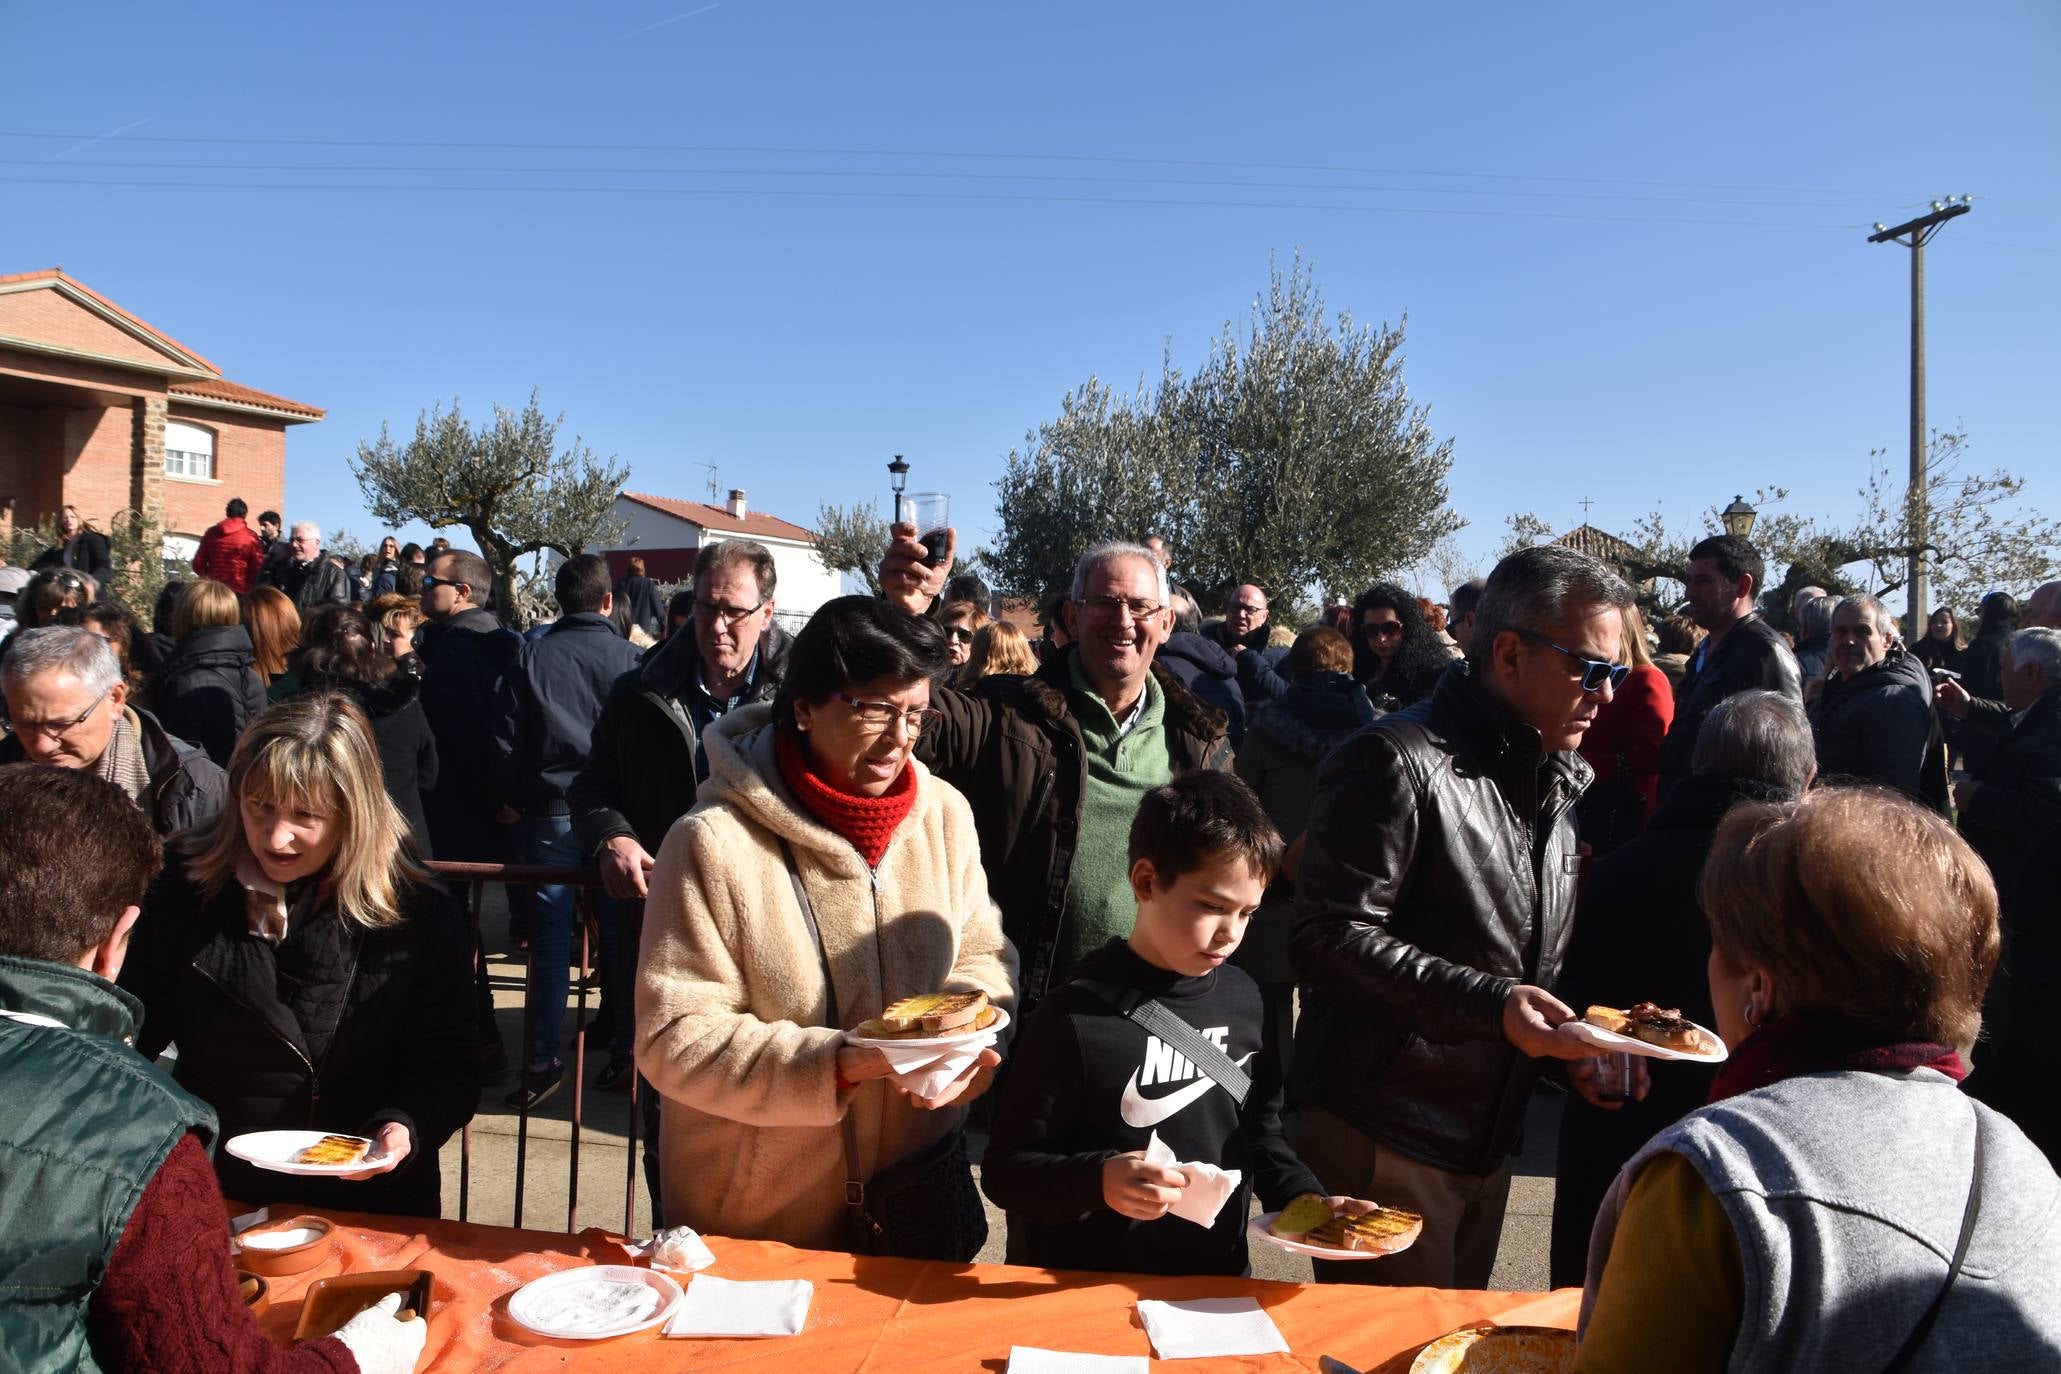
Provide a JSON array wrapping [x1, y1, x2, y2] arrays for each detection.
[[191, 517, 263, 594], [1579, 662, 1674, 825]]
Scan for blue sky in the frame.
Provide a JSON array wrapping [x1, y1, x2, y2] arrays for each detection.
[[6, 2, 2056, 589]]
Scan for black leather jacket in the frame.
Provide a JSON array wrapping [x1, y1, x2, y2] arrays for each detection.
[[1289, 662, 1590, 1176]]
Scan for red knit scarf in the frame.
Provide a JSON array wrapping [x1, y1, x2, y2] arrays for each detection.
[[774, 726, 917, 868], [1709, 1006, 1966, 1105]]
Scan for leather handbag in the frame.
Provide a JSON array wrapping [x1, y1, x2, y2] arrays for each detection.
[[780, 840, 988, 1263]]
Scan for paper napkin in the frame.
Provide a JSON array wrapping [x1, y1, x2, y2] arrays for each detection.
[[663, 1275, 812, 1338], [1134, 1297, 1290, 1360], [1142, 1131, 1242, 1229], [1007, 1347, 1150, 1374]]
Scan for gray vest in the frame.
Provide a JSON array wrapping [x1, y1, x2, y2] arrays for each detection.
[[1580, 1068, 2061, 1371], [0, 956, 218, 1374]]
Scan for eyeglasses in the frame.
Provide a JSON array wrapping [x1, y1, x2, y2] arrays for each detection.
[[1079, 594, 1164, 623], [832, 692, 944, 736], [1362, 620, 1404, 639], [694, 598, 766, 627], [943, 625, 976, 644], [1515, 628, 1629, 693], [1227, 602, 1266, 616], [3, 683, 113, 741]]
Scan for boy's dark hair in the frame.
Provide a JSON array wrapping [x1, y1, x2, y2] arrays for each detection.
[[0, 763, 163, 962], [226, 497, 248, 519], [774, 595, 949, 728], [432, 548, 494, 601], [555, 553, 613, 617], [1688, 534, 1766, 598], [1449, 577, 1486, 620], [259, 510, 281, 527], [1128, 771, 1284, 887]]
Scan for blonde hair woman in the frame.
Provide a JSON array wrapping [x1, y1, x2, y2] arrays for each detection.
[[152, 579, 266, 766], [122, 693, 480, 1217], [960, 619, 1038, 682]]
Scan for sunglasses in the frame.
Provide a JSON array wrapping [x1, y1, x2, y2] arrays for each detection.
[[1515, 627, 1629, 693], [944, 625, 975, 644], [1362, 620, 1403, 639]]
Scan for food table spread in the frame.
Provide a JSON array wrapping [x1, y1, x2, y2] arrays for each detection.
[[241, 1208, 1580, 1372]]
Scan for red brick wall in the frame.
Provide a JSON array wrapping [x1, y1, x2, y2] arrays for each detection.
[[162, 405, 287, 537], [0, 403, 69, 534], [56, 403, 141, 529]]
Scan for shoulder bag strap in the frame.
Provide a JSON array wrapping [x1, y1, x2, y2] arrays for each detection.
[[778, 839, 871, 1218], [1077, 978, 1251, 1109], [1882, 1103, 1987, 1374]]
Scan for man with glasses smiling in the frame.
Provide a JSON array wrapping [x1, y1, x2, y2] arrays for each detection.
[[0, 627, 226, 841], [881, 526, 1232, 1016], [1286, 543, 1636, 1291]]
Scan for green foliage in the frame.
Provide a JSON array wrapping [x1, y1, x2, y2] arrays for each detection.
[[5, 508, 167, 620], [988, 256, 1462, 612], [813, 498, 890, 594], [350, 390, 630, 627], [1496, 512, 1556, 561]]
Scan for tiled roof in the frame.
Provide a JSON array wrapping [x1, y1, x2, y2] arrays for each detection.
[[1553, 524, 1639, 562], [169, 377, 325, 421], [620, 490, 816, 542]]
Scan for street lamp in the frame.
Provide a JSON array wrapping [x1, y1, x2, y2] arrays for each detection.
[[887, 454, 910, 525], [1721, 495, 1757, 540]]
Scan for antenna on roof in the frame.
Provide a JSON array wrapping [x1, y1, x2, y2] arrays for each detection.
[[688, 461, 719, 503]]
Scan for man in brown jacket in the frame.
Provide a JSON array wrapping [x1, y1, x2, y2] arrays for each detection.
[[882, 528, 1232, 1014]]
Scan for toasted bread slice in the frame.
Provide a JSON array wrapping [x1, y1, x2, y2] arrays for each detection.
[[854, 1003, 1000, 1041], [1269, 1193, 1333, 1239], [1305, 1207, 1424, 1254], [1625, 1001, 1710, 1053], [1585, 1004, 1635, 1035], [877, 990, 987, 1034], [293, 1134, 370, 1167]]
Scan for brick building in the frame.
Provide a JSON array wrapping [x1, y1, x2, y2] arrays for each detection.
[[0, 269, 322, 563]]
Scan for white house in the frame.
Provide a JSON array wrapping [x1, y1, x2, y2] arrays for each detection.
[[601, 489, 838, 631]]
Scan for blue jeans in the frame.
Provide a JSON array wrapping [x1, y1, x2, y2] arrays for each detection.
[[517, 813, 583, 1072]]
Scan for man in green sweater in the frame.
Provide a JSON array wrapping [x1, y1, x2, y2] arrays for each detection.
[[886, 532, 1233, 1013]]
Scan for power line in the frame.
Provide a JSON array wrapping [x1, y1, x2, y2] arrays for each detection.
[[0, 173, 1866, 228], [0, 127, 1912, 200], [0, 156, 1893, 211]]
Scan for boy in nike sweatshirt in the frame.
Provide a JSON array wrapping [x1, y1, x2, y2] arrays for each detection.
[[982, 772, 1373, 1276]]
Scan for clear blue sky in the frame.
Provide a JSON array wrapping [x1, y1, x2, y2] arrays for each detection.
[[7, 2, 2056, 588]]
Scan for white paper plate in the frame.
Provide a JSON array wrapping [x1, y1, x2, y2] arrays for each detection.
[[224, 1130, 379, 1176], [507, 1265, 684, 1341], [1249, 1211, 1418, 1261], [844, 1004, 1011, 1050], [1563, 1016, 1728, 1064]]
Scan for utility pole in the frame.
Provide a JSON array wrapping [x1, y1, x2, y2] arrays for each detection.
[[1868, 197, 1971, 638]]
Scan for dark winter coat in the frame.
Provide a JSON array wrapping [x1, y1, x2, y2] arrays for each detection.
[[151, 624, 268, 767], [416, 607, 523, 863], [32, 531, 113, 590], [494, 612, 645, 816], [295, 669, 439, 857], [1808, 647, 1948, 807], [1958, 625, 2017, 770], [1155, 631, 1248, 750], [277, 556, 352, 616], [1289, 662, 1591, 1177], [613, 575, 666, 640], [367, 559, 401, 601], [918, 648, 1234, 1014], [1548, 771, 1794, 1286], [122, 869, 481, 1218], [568, 623, 793, 858], [1960, 686, 2061, 885], [1657, 612, 1802, 798], [1232, 672, 1378, 984], [0, 706, 226, 844]]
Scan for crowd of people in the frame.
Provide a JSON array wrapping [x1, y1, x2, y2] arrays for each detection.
[[1, 492, 2057, 1372]]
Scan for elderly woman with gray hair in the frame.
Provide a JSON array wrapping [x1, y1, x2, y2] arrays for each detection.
[[0, 626, 226, 840]]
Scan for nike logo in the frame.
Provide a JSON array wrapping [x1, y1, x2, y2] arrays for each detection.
[[1119, 1052, 1258, 1128]]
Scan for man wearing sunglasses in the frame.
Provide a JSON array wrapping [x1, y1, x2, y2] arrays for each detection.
[[1656, 534, 1802, 800], [880, 526, 1233, 1017], [1287, 543, 1636, 1292]]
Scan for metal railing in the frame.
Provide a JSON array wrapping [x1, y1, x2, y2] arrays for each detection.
[[424, 860, 643, 1237]]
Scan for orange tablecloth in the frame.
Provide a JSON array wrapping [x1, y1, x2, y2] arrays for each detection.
[[251, 1210, 1580, 1372]]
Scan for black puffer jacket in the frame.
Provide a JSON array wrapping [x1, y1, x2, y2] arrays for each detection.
[[569, 623, 793, 857], [151, 624, 268, 767], [123, 869, 481, 1218], [1657, 612, 1801, 797], [1960, 687, 2061, 884], [1289, 662, 1590, 1176], [1155, 632, 1247, 750], [295, 670, 439, 857], [417, 608, 522, 863], [1808, 647, 1947, 807], [918, 649, 1233, 1013]]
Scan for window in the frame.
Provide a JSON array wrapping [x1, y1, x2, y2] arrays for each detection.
[[164, 421, 215, 479]]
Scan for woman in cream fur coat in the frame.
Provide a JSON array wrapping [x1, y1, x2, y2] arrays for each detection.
[[635, 596, 1018, 1248]]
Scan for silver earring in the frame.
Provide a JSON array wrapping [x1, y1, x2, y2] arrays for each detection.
[[1743, 1000, 1758, 1028]]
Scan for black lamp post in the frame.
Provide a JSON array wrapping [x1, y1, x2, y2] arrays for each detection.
[[887, 454, 910, 525], [1720, 495, 1757, 540]]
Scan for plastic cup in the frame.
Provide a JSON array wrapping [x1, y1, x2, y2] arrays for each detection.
[[904, 492, 951, 567], [1591, 1051, 1633, 1104]]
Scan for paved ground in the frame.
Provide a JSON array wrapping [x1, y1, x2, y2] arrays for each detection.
[[444, 889, 1565, 1290]]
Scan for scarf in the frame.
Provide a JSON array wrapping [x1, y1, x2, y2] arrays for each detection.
[[236, 854, 295, 944], [96, 709, 151, 808], [774, 726, 916, 869], [1709, 1006, 1966, 1105]]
